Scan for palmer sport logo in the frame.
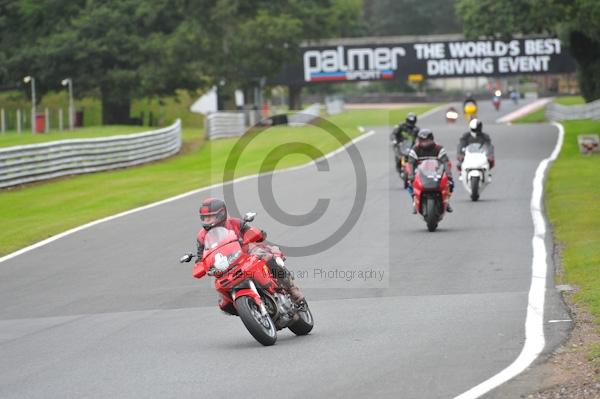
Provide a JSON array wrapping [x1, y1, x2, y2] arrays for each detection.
[[303, 45, 406, 82]]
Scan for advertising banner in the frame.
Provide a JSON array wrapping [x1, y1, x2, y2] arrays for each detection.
[[274, 37, 577, 85]]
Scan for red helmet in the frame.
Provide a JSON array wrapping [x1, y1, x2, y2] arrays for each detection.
[[199, 197, 227, 230]]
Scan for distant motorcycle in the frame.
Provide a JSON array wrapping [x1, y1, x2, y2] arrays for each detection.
[[492, 96, 501, 110], [463, 101, 478, 121], [460, 143, 492, 201], [412, 159, 451, 232], [392, 139, 413, 189], [180, 212, 314, 346]]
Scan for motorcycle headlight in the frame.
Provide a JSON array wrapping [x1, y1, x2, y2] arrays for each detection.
[[227, 250, 241, 265], [213, 253, 230, 272]]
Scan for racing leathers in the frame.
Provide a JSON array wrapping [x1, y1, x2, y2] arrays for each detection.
[[408, 143, 454, 212], [391, 122, 419, 144], [457, 132, 495, 170]]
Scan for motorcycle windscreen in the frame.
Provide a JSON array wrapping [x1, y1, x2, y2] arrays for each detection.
[[465, 143, 488, 154], [203, 227, 239, 255], [400, 140, 413, 154], [417, 159, 445, 190]]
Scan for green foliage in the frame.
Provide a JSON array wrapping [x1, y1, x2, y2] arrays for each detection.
[[455, 0, 565, 40], [555, 96, 585, 105], [0, 0, 364, 123], [513, 96, 585, 124], [456, 0, 600, 101], [365, 0, 462, 36], [0, 125, 150, 147], [0, 89, 203, 130], [546, 120, 600, 322]]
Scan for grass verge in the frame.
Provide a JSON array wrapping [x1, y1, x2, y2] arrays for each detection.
[[0, 106, 433, 256], [0, 125, 156, 148], [546, 120, 600, 326], [514, 96, 586, 124]]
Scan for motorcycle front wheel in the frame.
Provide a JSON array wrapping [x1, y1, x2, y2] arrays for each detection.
[[470, 176, 480, 201], [424, 197, 439, 232], [235, 296, 277, 346]]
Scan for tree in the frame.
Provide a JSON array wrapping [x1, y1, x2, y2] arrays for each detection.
[[365, 0, 462, 36], [456, 0, 600, 101], [191, 0, 364, 93], [1, 0, 364, 121], [1, 0, 207, 124]]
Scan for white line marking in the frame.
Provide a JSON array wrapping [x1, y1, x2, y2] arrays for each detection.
[[418, 103, 447, 120], [495, 98, 554, 124], [0, 128, 377, 264], [548, 320, 572, 323], [453, 122, 564, 399]]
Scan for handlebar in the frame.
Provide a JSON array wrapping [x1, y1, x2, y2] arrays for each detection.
[[179, 253, 196, 263]]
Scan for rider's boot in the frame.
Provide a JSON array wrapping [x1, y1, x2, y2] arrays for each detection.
[[269, 257, 305, 303], [287, 284, 305, 303]]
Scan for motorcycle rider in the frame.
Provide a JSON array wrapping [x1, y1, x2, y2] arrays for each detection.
[[391, 112, 419, 144], [196, 197, 304, 303], [463, 93, 478, 121], [408, 129, 454, 213], [457, 119, 495, 171], [463, 93, 477, 108]]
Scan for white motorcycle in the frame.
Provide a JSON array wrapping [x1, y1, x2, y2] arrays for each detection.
[[460, 143, 492, 201]]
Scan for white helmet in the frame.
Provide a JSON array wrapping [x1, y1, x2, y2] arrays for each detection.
[[469, 118, 482, 138]]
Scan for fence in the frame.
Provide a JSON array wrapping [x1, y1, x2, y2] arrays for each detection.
[[325, 96, 345, 115], [288, 103, 322, 127], [204, 112, 246, 140], [546, 99, 600, 121], [0, 119, 181, 189], [204, 103, 323, 140]]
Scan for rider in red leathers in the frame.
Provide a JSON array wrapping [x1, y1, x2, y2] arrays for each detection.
[[407, 129, 454, 213], [196, 197, 304, 304]]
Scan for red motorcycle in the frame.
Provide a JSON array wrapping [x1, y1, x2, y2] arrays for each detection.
[[492, 96, 501, 111], [412, 159, 451, 232], [180, 212, 314, 346]]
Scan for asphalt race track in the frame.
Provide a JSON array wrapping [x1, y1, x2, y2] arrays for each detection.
[[0, 99, 571, 398]]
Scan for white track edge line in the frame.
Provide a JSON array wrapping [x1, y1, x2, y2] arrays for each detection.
[[0, 128, 377, 264], [453, 122, 564, 399], [418, 103, 447, 120]]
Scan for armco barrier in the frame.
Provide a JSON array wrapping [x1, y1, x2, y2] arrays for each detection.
[[546, 99, 600, 121], [205, 112, 246, 140], [288, 103, 322, 126], [0, 119, 181, 189]]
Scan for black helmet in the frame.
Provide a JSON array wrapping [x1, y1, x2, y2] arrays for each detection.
[[469, 118, 482, 137], [417, 128, 435, 149], [199, 197, 227, 230], [406, 112, 417, 127]]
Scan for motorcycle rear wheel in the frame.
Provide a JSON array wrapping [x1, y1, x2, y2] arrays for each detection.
[[470, 176, 480, 201], [235, 296, 277, 346], [288, 300, 314, 336]]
